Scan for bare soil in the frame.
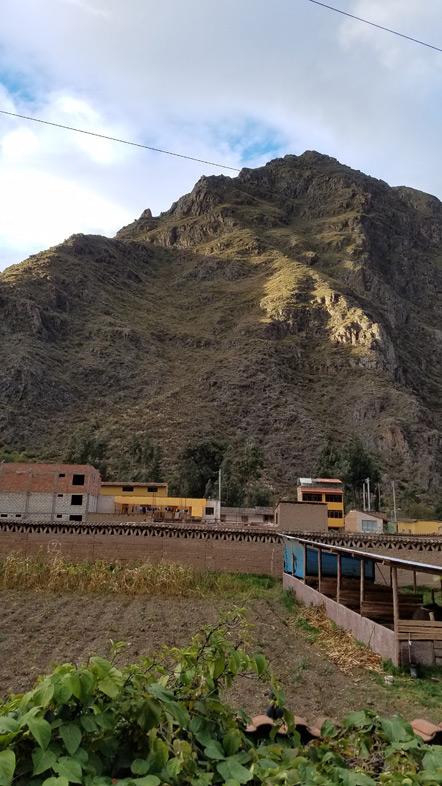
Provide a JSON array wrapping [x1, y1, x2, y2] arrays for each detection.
[[0, 591, 437, 724]]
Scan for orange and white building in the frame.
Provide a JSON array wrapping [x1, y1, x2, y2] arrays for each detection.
[[296, 477, 344, 528]]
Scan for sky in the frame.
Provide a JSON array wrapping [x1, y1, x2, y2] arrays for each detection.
[[1, 0, 442, 270]]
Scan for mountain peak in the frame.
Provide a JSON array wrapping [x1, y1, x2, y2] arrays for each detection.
[[2, 152, 442, 495]]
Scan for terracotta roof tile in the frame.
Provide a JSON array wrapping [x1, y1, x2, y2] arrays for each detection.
[[246, 715, 442, 746], [410, 719, 442, 743]]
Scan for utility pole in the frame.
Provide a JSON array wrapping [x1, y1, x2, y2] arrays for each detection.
[[218, 467, 222, 521], [378, 483, 381, 511], [362, 482, 366, 511], [366, 477, 371, 512], [392, 480, 397, 522]]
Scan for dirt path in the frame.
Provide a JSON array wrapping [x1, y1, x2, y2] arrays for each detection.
[[0, 591, 437, 723]]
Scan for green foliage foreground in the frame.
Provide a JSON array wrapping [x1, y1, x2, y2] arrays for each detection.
[[0, 611, 441, 786]]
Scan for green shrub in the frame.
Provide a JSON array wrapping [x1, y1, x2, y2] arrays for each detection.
[[0, 611, 441, 785]]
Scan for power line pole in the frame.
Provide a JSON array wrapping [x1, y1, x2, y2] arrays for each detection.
[[218, 467, 222, 521], [362, 482, 366, 511], [392, 480, 397, 522], [366, 477, 371, 511]]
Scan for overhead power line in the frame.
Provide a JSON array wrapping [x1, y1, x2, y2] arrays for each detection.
[[307, 0, 442, 53], [0, 109, 241, 172]]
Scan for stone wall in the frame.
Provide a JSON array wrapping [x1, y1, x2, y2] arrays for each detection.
[[0, 521, 283, 577], [2, 523, 442, 583]]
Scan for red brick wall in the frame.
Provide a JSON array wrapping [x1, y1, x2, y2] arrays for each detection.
[[0, 464, 101, 494], [0, 522, 283, 577]]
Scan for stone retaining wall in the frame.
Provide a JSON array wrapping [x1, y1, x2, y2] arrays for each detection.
[[0, 521, 283, 577]]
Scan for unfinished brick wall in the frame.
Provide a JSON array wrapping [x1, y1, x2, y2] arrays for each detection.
[[0, 464, 101, 522], [0, 521, 283, 577]]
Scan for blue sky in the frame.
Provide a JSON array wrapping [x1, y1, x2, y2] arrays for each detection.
[[1, 0, 442, 270]]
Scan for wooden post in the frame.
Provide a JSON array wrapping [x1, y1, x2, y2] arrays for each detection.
[[391, 565, 400, 666], [391, 566, 399, 630], [318, 548, 322, 593], [303, 543, 307, 584], [413, 571, 417, 594], [337, 553, 341, 604], [360, 558, 365, 613]]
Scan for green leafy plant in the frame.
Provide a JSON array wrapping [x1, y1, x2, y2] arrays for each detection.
[[1, 613, 442, 785]]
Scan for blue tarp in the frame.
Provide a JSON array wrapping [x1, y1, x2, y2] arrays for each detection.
[[283, 539, 374, 580]]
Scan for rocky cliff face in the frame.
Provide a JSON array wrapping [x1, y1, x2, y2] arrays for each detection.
[[1, 152, 442, 492]]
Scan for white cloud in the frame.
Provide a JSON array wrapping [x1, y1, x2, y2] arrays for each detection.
[[1, 0, 442, 270]]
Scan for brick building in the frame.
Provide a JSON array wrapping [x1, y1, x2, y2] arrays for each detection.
[[0, 464, 101, 523]]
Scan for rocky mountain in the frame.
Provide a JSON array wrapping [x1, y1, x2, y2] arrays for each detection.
[[1, 151, 442, 494]]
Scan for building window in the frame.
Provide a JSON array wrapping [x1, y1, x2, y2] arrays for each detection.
[[325, 494, 343, 503], [57, 494, 63, 498], [362, 519, 377, 532], [71, 495, 83, 506], [1, 514, 7, 517], [148, 487, 158, 493], [205, 507, 215, 515], [122, 486, 134, 492], [56, 514, 62, 518], [302, 493, 323, 502], [328, 510, 343, 518], [69, 514, 82, 521], [72, 474, 85, 486], [15, 514, 21, 518], [59, 473, 65, 478]]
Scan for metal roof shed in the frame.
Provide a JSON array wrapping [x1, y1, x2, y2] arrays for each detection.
[[282, 535, 442, 667]]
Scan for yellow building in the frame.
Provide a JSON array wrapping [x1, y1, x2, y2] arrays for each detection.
[[98, 481, 209, 520], [297, 477, 344, 528], [100, 482, 168, 499], [397, 520, 442, 536]]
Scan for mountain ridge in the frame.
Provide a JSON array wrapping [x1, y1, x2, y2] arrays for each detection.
[[1, 151, 442, 494]]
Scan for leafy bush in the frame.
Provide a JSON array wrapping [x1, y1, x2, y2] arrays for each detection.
[[0, 611, 441, 785]]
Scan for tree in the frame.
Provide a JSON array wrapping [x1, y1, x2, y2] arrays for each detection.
[[316, 431, 343, 479], [220, 443, 266, 507], [248, 484, 273, 507], [178, 439, 227, 498], [0, 444, 40, 464], [234, 443, 264, 488], [64, 424, 109, 478], [128, 431, 154, 469], [434, 496, 442, 521], [343, 436, 380, 509], [177, 440, 267, 506], [149, 446, 164, 483]]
